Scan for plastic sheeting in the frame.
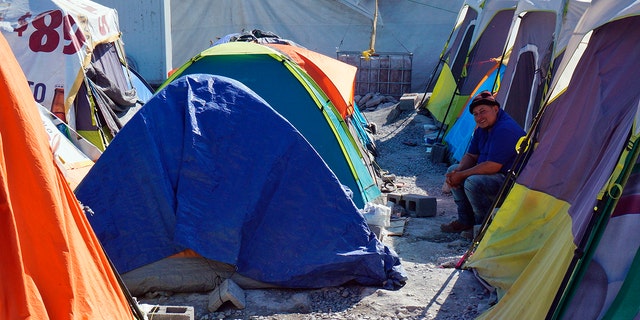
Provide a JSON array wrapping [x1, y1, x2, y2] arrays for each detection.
[[75, 74, 405, 288], [99, 0, 464, 90]]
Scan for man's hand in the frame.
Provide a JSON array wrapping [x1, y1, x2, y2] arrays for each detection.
[[446, 153, 478, 189], [445, 170, 463, 189], [445, 154, 503, 189]]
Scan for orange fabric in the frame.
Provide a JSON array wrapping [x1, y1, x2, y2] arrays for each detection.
[[168, 67, 179, 78], [267, 44, 357, 118], [0, 34, 132, 319], [170, 249, 201, 258]]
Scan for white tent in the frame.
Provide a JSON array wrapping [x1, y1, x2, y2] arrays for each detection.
[[1, 0, 141, 151], [1, 0, 119, 123]]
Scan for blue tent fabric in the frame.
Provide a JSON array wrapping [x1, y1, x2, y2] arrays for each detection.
[[123, 65, 154, 104], [352, 104, 377, 154], [75, 74, 405, 288], [211, 33, 240, 46], [444, 66, 505, 161]]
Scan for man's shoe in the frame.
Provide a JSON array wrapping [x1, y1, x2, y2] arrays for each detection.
[[441, 220, 473, 233], [460, 229, 474, 240]]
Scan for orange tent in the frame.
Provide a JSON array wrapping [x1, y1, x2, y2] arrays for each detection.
[[267, 43, 357, 119], [0, 33, 134, 319]]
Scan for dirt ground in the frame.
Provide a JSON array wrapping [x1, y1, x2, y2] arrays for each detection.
[[138, 103, 493, 319]]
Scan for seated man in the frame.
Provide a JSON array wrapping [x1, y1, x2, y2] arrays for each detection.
[[441, 91, 525, 235]]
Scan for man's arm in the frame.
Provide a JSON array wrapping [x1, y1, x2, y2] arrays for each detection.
[[458, 160, 503, 178], [446, 154, 503, 188], [455, 153, 479, 171]]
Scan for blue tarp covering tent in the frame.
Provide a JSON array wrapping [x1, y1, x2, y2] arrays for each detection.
[[75, 74, 405, 288], [160, 42, 381, 209]]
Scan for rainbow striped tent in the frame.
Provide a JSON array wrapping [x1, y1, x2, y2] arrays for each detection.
[[160, 42, 381, 208]]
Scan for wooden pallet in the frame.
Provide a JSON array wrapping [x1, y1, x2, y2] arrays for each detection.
[[386, 217, 409, 236]]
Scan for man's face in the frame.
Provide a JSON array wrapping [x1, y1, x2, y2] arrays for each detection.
[[472, 104, 499, 129]]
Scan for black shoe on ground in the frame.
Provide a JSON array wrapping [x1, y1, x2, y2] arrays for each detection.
[[440, 220, 473, 233]]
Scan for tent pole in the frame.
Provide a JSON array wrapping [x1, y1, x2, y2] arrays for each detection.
[[418, 58, 444, 110], [370, 0, 378, 54], [418, 10, 461, 109], [434, 82, 460, 144], [90, 224, 146, 320]]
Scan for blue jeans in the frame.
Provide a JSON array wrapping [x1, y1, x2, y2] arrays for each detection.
[[447, 164, 505, 226]]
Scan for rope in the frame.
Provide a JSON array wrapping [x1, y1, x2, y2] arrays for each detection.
[[336, 8, 354, 52], [405, 0, 458, 14]]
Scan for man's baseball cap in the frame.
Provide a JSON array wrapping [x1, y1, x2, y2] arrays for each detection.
[[469, 90, 500, 114]]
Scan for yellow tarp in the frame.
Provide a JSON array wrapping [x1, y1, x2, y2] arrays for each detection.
[[466, 184, 576, 319], [426, 63, 462, 126]]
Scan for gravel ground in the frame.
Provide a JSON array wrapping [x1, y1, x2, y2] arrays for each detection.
[[138, 103, 493, 319]]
